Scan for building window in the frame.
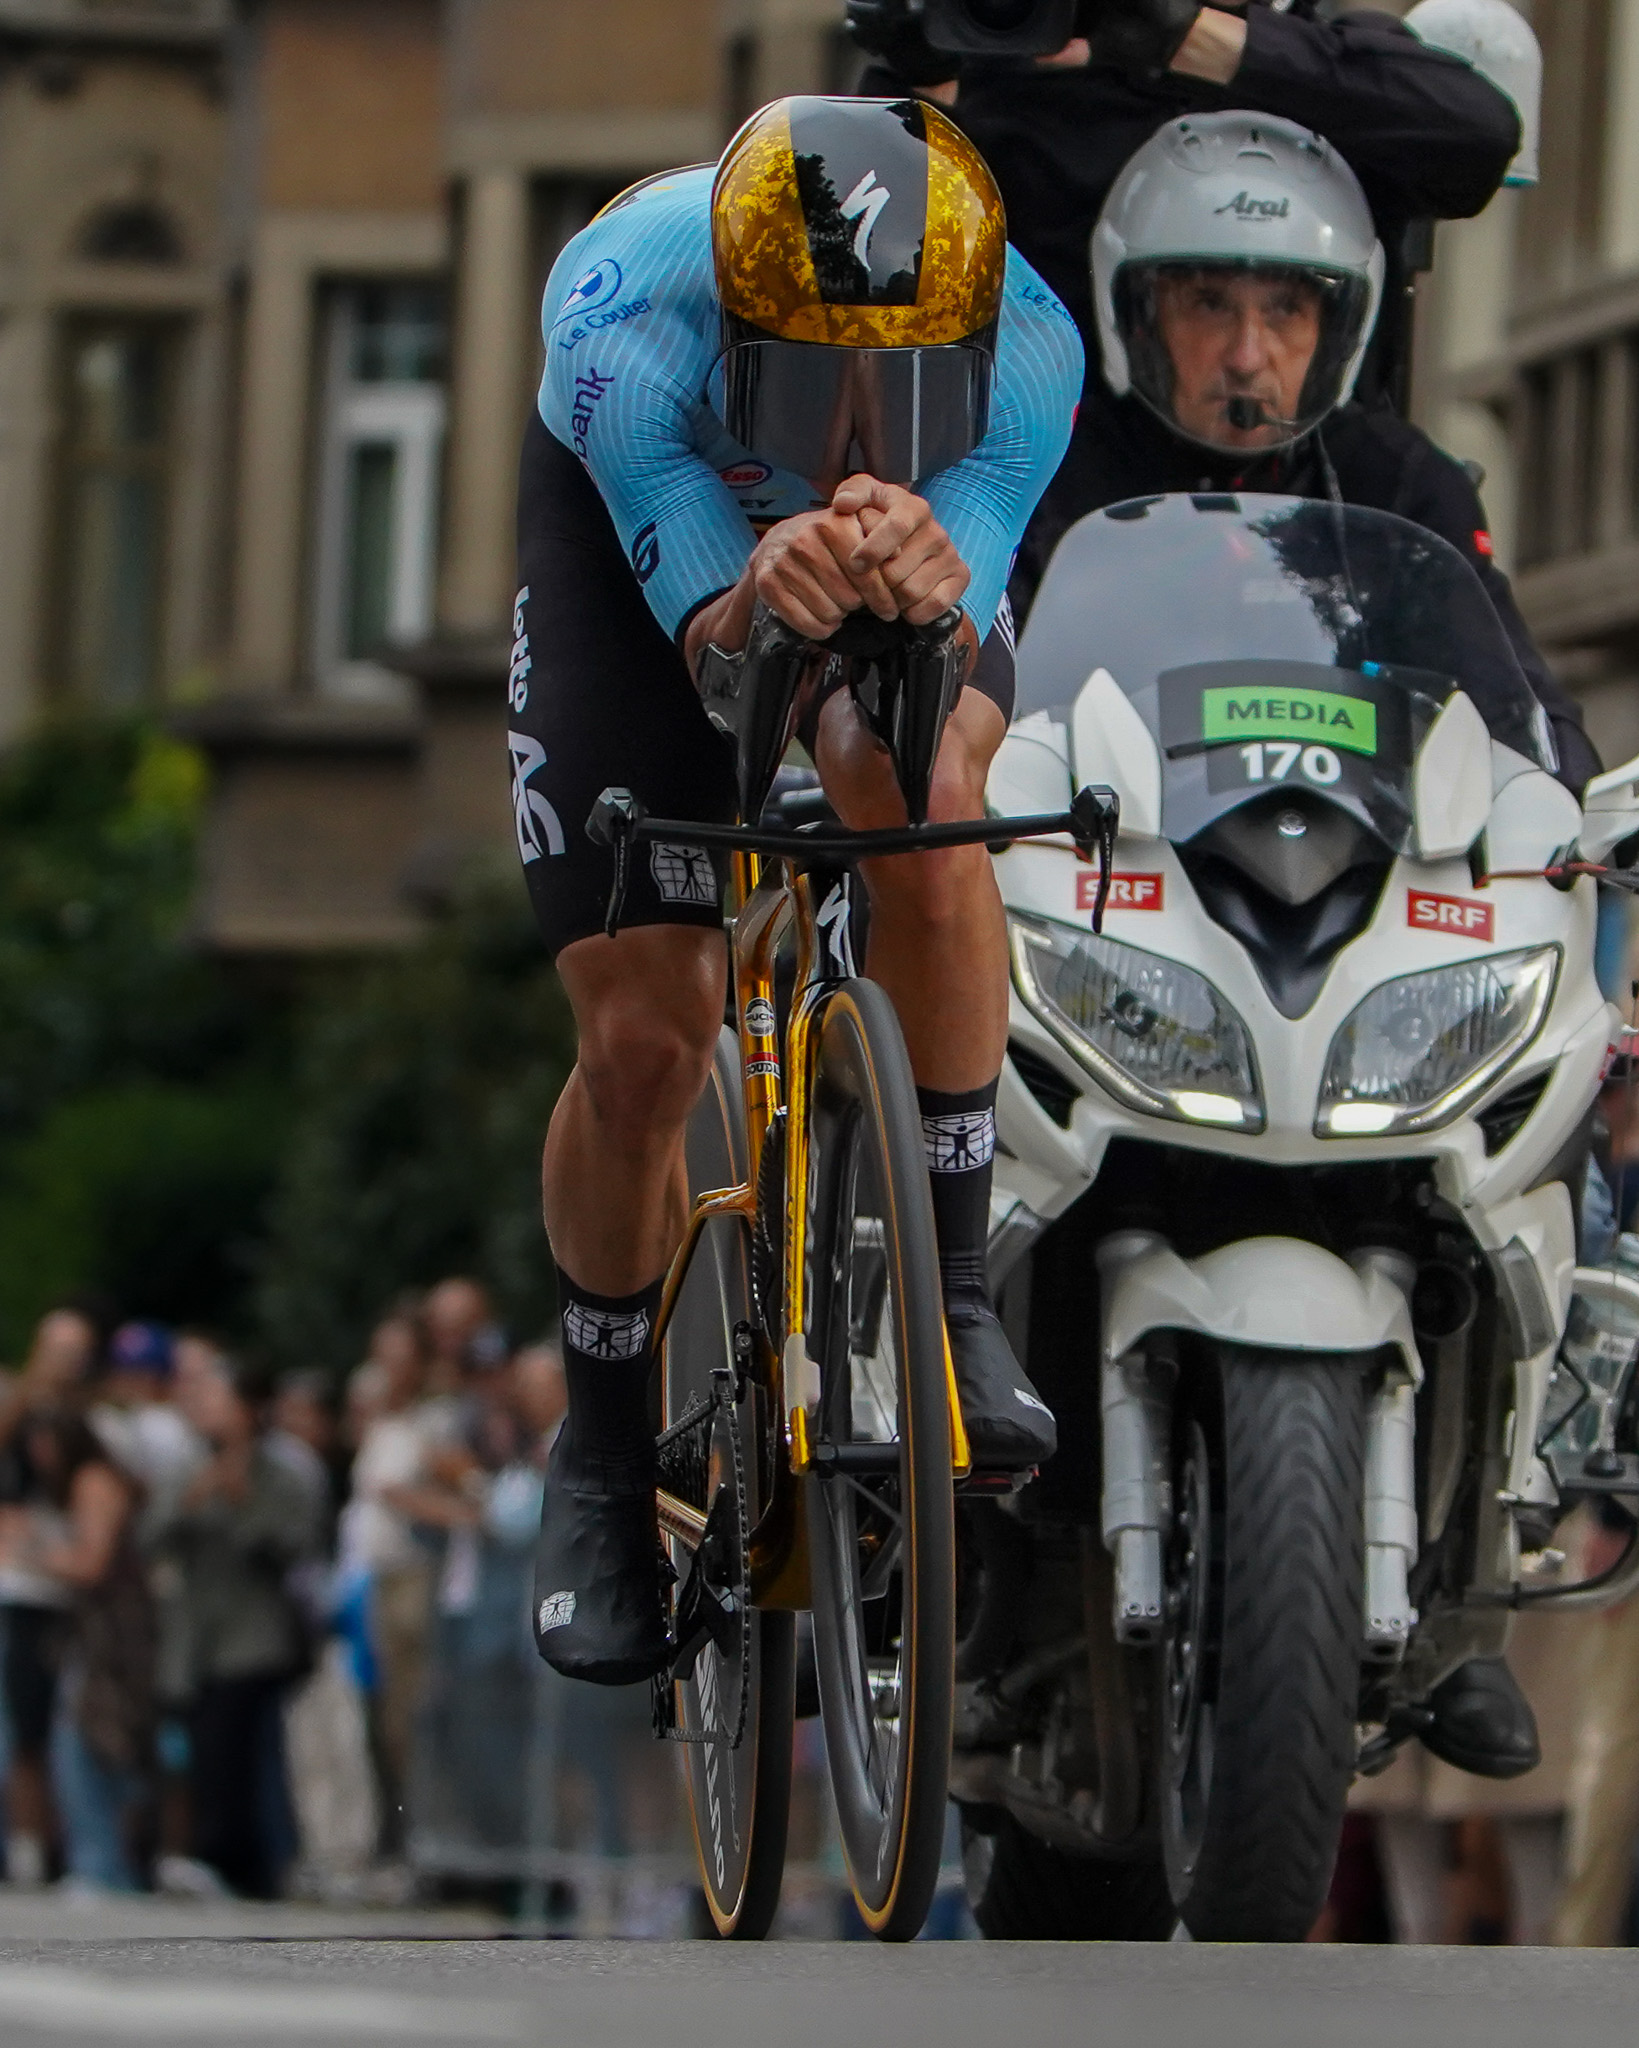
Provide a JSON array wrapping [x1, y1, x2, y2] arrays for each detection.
[[78, 202, 184, 265], [54, 319, 178, 704], [311, 281, 448, 699]]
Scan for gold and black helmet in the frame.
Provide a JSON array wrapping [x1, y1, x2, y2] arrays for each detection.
[[709, 96, 1006, 487]]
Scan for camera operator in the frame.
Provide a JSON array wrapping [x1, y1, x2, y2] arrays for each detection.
[[849, 0, 1522, 366]]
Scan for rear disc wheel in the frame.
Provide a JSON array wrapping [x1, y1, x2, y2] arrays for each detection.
[[665, 1026, 795, 1939]]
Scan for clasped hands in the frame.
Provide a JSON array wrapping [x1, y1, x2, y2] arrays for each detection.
[[687, 476, 971, 668]]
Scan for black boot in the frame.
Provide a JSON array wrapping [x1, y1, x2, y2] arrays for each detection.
[[918, 1082, 1057, 1474], [947, 1291, 1058, 1471], [533, 1432, 669, 1684], [1419, 1657, 1541, 1779], [531, 1278, 670, 1686]]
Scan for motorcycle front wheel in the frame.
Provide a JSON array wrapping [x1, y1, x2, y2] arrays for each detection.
[[1161, 1345, 1365, 1941]]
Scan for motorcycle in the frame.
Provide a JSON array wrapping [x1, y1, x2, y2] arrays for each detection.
[[956, 491, 1639, 1941]]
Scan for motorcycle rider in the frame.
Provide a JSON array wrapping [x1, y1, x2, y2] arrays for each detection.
[[1034, 109, 1597, 798], [515, 97, 1082, 1684], [1035, 109, 1574, 1781], [847, 0, 1523, 396]]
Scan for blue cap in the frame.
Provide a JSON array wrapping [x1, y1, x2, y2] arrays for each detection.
[[110, 1321, 174, 1376]]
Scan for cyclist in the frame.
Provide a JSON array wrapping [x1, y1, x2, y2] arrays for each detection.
[[514, 96, 1083, 1683], [1019, 110, 1597, 795]]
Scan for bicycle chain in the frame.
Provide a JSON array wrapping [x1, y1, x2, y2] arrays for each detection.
[[651, 1360, 751, 1750]]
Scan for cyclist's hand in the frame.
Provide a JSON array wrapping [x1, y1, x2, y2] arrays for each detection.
[[833, 476, 971, 625], [748, 506, 890, 637]]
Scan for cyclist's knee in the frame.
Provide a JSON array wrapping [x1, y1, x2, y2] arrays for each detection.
[[560, 930, 723, 1136]]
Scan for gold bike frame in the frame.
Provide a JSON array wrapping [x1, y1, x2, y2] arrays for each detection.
[[649, 845, 970, 1611]]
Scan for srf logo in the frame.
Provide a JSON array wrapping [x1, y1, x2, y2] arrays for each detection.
[[1408, 890, 1493, 942], [1078, 873, 1163, 912]]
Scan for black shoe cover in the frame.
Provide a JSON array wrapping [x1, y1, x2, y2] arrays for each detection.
[[948, 1297, 1057, 1471], [1420, 1656, 1541, 1779], [532, 1434, 669, 1685]]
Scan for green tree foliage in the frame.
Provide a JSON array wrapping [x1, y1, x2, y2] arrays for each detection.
[[0, 718, 576, 1366], [254, 870, 576, 1373], [0, 719, 249, 1134]]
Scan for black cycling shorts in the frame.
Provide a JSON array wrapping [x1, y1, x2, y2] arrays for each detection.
[[511, 411, 1016, 960]]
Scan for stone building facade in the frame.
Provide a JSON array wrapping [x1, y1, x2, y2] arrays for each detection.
[[0, 0, 1620, 949]]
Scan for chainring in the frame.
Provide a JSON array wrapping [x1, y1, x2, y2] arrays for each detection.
[[652, 1361, 751, 1748]]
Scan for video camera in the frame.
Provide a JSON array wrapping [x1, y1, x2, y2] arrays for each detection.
[[850, 0, 1081, 61]]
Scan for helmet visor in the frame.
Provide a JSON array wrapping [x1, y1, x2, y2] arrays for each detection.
[[709, 331, 994, 489], [1115, 261, 1372, 455]]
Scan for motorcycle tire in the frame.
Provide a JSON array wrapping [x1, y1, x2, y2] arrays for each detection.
[[1161, 1346, 1365, 1942], [960, 1814, 1175, 1940]]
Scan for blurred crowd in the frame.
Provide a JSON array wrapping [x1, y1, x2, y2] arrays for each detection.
[[0, 1277, 585, 1903]]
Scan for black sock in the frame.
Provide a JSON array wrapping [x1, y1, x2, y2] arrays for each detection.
[[556, 1272, 665, 1492], [917, 1081, 998, 1306]]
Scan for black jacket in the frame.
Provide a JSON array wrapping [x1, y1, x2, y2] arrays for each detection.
[[866, 5, 1521, 352], [1012, 390, 1601, 792]]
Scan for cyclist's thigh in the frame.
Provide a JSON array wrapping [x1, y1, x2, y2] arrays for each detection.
[[511, 411, 737, 960]]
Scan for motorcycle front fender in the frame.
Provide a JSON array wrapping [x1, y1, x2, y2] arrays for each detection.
[[1097, 1230, 1420, 1381]]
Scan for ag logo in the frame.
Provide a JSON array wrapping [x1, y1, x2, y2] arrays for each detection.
[[1408, 890, 1493, 942], [630, 521, 660, 585], [1078, 872, 1163, 912], [840, 170, 890, 264], [554, 258, 622, 325], [719, 461, 773, 490]]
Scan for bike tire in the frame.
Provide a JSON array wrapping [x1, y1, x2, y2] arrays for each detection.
[[1161, 1346, 1365, 1942], [960, 1815, 1175, 1940], [665, 1024, 795, 1939], [803, 978, 955, 1941]]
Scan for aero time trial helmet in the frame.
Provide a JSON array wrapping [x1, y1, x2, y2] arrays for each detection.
[[710, 95, 1006, 487]]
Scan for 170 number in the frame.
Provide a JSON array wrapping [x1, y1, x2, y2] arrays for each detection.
[[1238, 742, 1342, 786]]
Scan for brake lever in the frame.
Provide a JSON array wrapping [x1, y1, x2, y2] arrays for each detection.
[[1067, 785, 1121, 933], [587, 786, 646, 938]]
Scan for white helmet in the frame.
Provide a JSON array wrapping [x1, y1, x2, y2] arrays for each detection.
[[1092, 112, 1385, 456], [1404, 0, 1540, 188]]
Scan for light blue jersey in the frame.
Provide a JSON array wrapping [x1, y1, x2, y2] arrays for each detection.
[[537, 164, 1083, 642]]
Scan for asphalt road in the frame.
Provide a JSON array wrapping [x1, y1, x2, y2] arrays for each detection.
[[1, 1931, 1638, 2048]]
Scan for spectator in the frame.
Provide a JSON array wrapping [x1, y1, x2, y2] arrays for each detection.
[[419, 1277, 497, 1407], [0, 1306, 100, 1885], [19, 1411, 155, 1894], [151, 1364, 322, 1898], [336, 1313, 437, 1856], [88, 1322, 202, 1499]]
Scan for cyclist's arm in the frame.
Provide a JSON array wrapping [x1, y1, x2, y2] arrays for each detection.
[[537, 243, 755, 643], [919, 255, 1083, 641]]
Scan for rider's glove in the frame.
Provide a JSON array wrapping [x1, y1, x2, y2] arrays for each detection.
[[845, 0, 962, 86], [1081, 0, 1201, 75]]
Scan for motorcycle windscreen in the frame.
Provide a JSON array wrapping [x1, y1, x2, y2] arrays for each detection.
[[1013, 492, 1551, 853]]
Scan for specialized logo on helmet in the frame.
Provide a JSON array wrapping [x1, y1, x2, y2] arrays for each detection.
[[839, 170, 891, 265], [1214, 191, 1292, 221]]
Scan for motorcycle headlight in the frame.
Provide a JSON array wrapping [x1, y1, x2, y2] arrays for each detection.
[[1316, 945, 1559, 1138], [1010, 913, 1265, 1132]]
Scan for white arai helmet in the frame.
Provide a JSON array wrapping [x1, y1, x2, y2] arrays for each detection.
[[1092, 112, 1386, 456]]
